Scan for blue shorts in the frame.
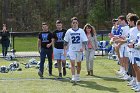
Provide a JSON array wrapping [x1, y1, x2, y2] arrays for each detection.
[[53, 48, 66, 60]]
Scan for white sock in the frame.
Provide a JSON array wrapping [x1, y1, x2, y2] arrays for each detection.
[[72, 75, 75, 78], [120, 66, 123, 71], [137, 82, 140, 88], [76, 74, 80, 77], [133, 77, 136, 82], [122, 67, 126, 74]]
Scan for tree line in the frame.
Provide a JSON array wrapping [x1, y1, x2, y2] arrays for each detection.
[[0, 0, 140, 31]]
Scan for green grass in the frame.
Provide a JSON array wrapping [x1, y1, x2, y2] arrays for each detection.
[[0, 57, 135, 93], [0, 35, 110, 52], [14, 37, 38, 51], [0, 37, 38, 52]]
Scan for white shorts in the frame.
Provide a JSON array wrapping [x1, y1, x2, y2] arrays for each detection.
[[129, 49, 139, 64], [67, 51, 84, 62], [119, 44, 128, 58], [53, 48, 66, 60]]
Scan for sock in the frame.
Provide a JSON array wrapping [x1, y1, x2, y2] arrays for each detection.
[[122, 67, 126, 74], [72, 75, 75, 78], [76, 74, 80, 77], [137, 82, 140, 88]]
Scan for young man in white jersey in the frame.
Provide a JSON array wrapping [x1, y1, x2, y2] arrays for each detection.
[[64, 17, 88, 82], [115, 15, 129, 78], [109, 18, 121, 64], [128, 20, 140, 92], [117, 14, 139, 87]]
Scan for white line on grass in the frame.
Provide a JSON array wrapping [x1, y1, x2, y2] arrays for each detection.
[[0, 76, 118, 81]]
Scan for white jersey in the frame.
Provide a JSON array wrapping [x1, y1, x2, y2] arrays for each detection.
[[128, 27, 139, 51], [127, 27, 140, 64], [64, 28, 88, 52], [120, 25, 129, 48], [121, 25, 130, 38], [134, 31, 140, 57], [127, 27, 139, 43]]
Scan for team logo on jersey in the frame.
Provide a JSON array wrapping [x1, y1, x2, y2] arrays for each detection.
[[42, 33, 49, 42], [127, 33, 130, 43], [135, 36, 139, 43], [56, 32, 63, 42]]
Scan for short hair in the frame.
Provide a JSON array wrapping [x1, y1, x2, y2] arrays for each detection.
[[118, 15, 126, 21], [129, 14, 139, 25], [118, 15, 128, 23], [136, 20, 140, 26], [56, 20, 62, 24], [42, 22, 48, 25], [71, 17, 78, 22], [126, 13, 133, 20]]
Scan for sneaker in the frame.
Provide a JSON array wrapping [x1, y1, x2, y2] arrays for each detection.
[[134, 86, 140, 92], [131, 85, 138, 90], [38, 71, 43, 78], [59, 73, 62, 78], [71, 75, 76, 83], [128, 80, 136, 86], [121, 74, 130, 81], [63, 68, 66, 76], [117, 72, 125, 78], [116, 70, 123, 75]]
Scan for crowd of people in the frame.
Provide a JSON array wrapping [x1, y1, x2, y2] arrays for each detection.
[[2, 14, 140, 91], [37, 17, 98, 83], [109, 13, 140, 92]]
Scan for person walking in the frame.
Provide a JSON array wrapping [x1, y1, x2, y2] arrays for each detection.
[[52, 20, 67, 78], [38, 22, 54, 78], [83, 23, 98, 76], [64, 17, 88, 82]]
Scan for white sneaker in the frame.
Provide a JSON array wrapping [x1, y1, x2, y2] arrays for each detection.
[[131, 84, 138, 90], [118, 73, 125, 78], [134, 86, 140, 92], [121, 74, 130, 81], [71, 75, 76, 82], [128, 79, 136, 86], [116, 70, 122, 75]]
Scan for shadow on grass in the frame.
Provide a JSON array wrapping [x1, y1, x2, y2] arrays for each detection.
[[93, 75, 125, 82], [52, 77, 119, 93], [43, 76, 119, 93], [76, 80, 119, 93]]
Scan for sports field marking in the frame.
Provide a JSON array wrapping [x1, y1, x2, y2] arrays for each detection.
[[0, 76, 118, 81]]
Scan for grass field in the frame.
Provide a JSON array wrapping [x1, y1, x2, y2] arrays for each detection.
[[0, 37, 38, 52], [0, 35, 110, 52], [0, 56, 135, 93]]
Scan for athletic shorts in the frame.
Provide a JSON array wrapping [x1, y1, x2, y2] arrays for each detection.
[[67, 51, 84, 62], [129, 49, 139, 64], [119, 44, 128, 58], [53, 48, 66, 60], [134, 57, 140, 66]]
